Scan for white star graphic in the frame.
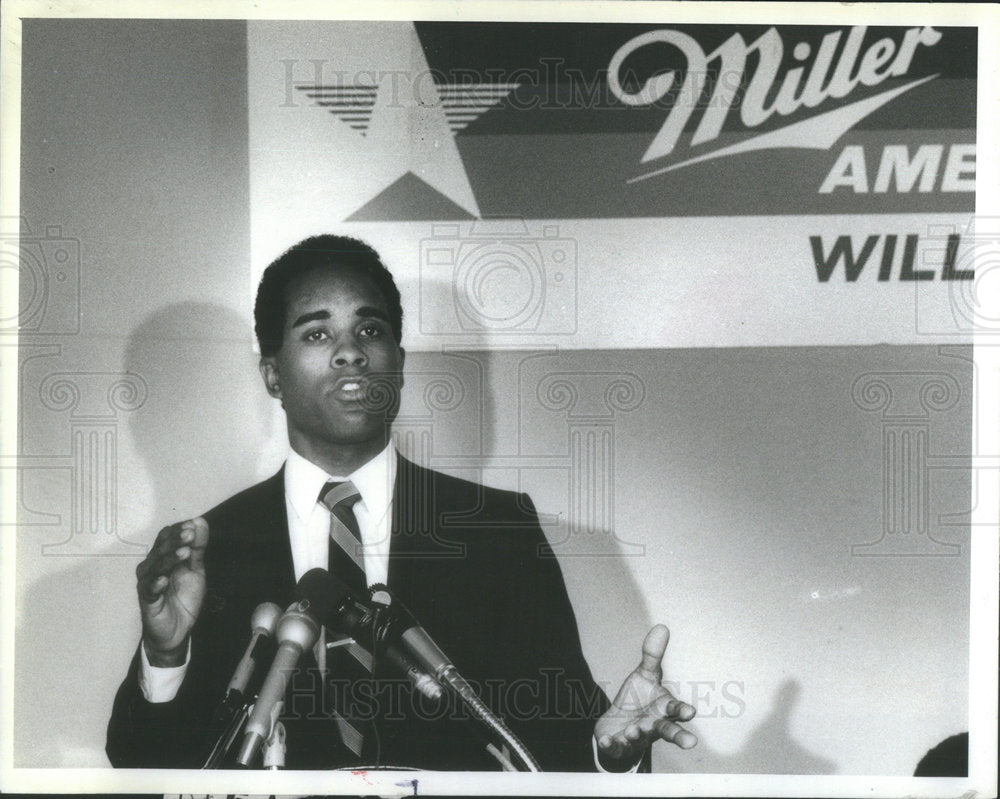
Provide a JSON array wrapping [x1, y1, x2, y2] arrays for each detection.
[[362, 62, 480, 216], [326, 25, 478, 218], [292, 25, 520, 219]]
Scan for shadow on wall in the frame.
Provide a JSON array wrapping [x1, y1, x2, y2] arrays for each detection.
[[394, 275, 500, 461], [16, 303, 273, 767], [660, 678, 839, 774], [124, 301, 276, 523]]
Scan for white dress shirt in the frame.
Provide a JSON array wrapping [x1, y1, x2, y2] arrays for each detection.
[[284, 442, 395, 586]]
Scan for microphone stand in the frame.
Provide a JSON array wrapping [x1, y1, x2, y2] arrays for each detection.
[[262, 721, 286, 769], [204, 701, 289, 769], [202, 702, 251, 769]]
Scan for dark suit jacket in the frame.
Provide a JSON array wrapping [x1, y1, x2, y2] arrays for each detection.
[[107, 456, 611, 771]]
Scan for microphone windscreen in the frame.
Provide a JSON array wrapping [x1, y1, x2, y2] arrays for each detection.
[[250, 601, 283, 634], [323, 568, 356, 604], [291, 568, 342, 623]]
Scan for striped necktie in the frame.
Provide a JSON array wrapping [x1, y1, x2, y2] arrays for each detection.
[[319, 480, 374, 760], [321, 480, 366, 594]]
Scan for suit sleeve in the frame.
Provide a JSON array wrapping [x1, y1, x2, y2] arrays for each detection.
[[505, 493, 652, 773], [106, 472, 291, 769], [479, 493, 608, 771], [106, 543, 233, 767], [105, 639, 218, 767]]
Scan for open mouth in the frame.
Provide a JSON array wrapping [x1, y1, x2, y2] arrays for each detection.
[[334, 380, 365, 402], [333, 379, 366, 402]]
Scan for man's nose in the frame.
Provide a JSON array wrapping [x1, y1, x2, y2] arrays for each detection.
[[331, 340, 367, 367]]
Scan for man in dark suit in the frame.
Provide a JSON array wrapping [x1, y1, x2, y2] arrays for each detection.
[[107, 235, 698, 772]]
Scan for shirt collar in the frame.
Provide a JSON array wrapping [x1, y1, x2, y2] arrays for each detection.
[[285, 441, 396, 523]]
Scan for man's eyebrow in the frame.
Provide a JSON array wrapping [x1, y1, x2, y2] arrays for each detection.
[[356, 306, 390, 322], [291, 310, 330, 329], [290, 307, 390, 328]]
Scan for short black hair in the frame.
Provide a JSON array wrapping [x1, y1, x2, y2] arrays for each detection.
[[254, 234, 403, 357]]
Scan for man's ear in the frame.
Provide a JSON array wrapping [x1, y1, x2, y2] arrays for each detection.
[[259, 358, 282, 400]]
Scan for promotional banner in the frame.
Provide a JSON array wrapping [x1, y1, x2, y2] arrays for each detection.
[[249, 21, 979, 349]]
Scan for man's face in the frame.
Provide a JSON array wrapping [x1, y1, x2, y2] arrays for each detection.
[[259, 266, 405, 462]]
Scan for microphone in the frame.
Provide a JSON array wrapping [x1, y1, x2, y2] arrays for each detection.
[[293, 571, 540, 771], [235, 580, 332, 767], [213, 602, 282, 724], [365, 587, 475, 704], [293, 569, 442, 702], [367, 584, 542, 773]]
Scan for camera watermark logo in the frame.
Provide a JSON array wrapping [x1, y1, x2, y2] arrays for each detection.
[[419, 220, 577, 338], [0, 217, 81, 335], [915, 215, 1000, 337]]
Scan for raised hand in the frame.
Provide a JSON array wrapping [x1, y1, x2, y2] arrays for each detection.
[[134, 517, 209, 666], [594, 624, 697, 768]]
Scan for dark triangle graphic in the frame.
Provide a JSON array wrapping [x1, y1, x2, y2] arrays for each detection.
[[346, 171, 476, 221]]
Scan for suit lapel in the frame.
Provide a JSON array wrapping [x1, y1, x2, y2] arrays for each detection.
[[387, 455, 435, 597], [243, 467, 297, 603], [388, 456, 478, 631]]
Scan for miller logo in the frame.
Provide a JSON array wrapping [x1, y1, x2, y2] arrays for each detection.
[[608, 25, 943, 183]]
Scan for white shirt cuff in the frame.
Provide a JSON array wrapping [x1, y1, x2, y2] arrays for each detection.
[[593, 736, 642, 773], [138, 640, 190, 703]]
